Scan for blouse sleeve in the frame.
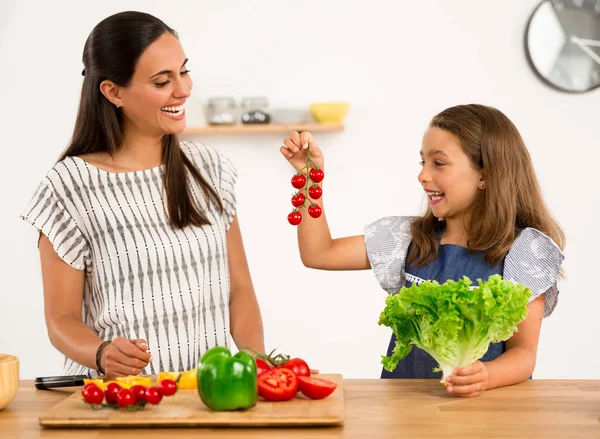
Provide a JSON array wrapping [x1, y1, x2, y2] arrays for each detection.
[[363, 216, 415, 294], [503, 228, 565, 318], [20, 180, 91, 271], [218, 152, 238, 231]]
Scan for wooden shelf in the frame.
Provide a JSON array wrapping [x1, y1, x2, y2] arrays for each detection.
[[183, 122, 344, 135]]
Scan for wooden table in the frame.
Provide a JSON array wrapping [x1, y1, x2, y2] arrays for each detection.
[[1, 380, 598, 438]]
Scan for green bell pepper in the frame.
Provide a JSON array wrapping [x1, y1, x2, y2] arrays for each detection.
[[197, 346, 257, 411]]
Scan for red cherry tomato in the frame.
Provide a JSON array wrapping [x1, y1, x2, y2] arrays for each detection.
[[280, 357, 311, 378], [82, 384, 104, 405], [257, 368, 298, 402], [256, 358, 272, 376], [158, 379, 178, 396], [116, 388, 136, 408], [308, 204, 322, 218], [145, 386, 163, 405], [291, 193, 305, 208], [82, 382, 100, 398], [82, 382, 98, 391], [104, 382, 122, 405], [298, 376, 337, 400], [309, 168, 324, 183], [130, 385, 147, 403], [291, 174, 306, 189], [288, 211, 302, 226], [308, 185, 322, 200]]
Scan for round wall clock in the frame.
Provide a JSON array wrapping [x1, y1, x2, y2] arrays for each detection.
[[525, 0, 600, 93]]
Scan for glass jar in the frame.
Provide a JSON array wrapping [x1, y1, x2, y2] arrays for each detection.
[[206, 97, 236, 125], [241, 96, 271, 124]]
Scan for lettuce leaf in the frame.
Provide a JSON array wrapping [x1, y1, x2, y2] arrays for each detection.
[[378, 274, 531, 382]]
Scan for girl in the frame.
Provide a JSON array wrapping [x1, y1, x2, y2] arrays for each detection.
[[280, 104, 565, 398], [20, 11, 265, 378]]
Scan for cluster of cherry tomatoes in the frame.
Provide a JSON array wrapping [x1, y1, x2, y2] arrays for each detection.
[[288, 167, 324, 226], [81, 378, 177, 410]]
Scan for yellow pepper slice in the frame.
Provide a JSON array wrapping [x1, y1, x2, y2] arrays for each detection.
[[83, 378, 107, 391], [177, 369, 197, 389], [157, 371, 179, 384], [115, 376, 153, 389], [84, 376, 152, 390]]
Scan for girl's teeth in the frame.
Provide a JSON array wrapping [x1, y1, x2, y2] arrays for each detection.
[[428, 192, 444, 201]]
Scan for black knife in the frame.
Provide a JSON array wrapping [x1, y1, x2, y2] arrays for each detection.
[[34, 375, 89, 390]]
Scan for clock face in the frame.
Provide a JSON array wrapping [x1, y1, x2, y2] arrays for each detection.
[[525, 0, 600, 93]]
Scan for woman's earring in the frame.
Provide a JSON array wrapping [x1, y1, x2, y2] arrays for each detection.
[[479, 183, 485, 189], [115, 103, 121, 108]]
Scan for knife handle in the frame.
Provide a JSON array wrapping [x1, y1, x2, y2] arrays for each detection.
[[34, 375, 89, 390]]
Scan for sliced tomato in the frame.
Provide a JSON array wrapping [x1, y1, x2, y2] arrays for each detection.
[[257, 368, 298, 401], [298, 376, 337, 400]]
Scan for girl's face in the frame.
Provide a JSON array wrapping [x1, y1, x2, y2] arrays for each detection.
[[117, 32, 193, 137], [418, 127, 484, 222]]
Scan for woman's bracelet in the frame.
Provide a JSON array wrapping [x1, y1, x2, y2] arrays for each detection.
[[95, 340, 112, 375]]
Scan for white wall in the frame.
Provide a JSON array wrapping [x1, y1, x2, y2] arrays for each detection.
[[1, 0, 598, 380]]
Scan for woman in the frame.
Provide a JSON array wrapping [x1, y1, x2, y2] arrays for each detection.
[[20, 11, 265, 378]]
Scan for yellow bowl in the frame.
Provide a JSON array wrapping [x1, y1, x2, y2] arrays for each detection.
[[309, 102, 350, 123], [0, 354, 19, 410]]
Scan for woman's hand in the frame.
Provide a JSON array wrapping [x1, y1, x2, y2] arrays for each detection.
[[100, 337, 152, 377], [280, 131, 324, 173], [446, 360, 489, 398]]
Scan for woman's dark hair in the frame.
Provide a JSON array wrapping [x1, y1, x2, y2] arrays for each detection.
[[59, 11, 222, 228]]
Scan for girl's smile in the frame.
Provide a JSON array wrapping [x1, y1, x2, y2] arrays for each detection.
[[425, 189, 445, 206]]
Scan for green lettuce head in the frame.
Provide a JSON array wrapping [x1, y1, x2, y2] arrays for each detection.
[[378, 274, 531, 383]]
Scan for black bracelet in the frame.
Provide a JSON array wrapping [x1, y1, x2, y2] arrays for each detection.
[[95, 340, 111, 375]]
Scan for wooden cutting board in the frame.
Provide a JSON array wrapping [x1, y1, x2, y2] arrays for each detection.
[[39, 373, 344, 428]]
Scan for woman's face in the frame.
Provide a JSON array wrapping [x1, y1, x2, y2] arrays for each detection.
[[118, 32, 193, 137]]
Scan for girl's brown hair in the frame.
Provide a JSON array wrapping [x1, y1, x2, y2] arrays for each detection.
[[59, 11, 222, 229], [407, 104, 565, 267]]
